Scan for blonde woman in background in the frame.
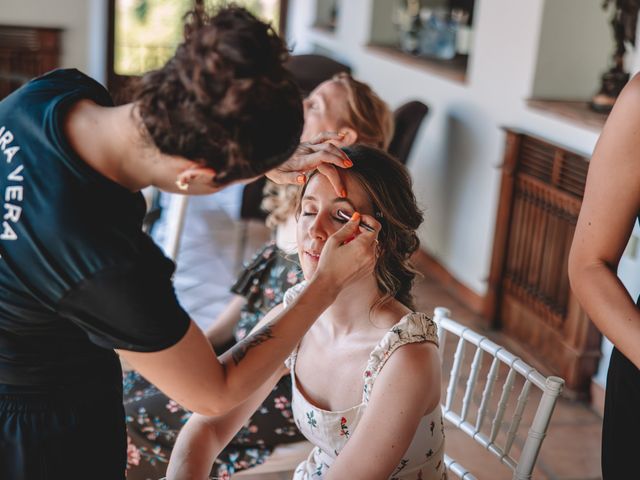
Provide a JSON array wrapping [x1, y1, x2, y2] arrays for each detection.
[[124, 73, 394, 479]]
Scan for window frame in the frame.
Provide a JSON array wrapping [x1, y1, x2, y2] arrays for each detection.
[[106, 0, 289, 100]]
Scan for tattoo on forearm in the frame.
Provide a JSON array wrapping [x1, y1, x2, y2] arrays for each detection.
[[231, 325, 275, 365]]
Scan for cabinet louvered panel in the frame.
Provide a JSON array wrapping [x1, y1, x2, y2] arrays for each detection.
[[0, 25, 61, 100], [519, 137, 555, 183], [558, 152, 589, 197], [487, 130, 601, 396], [503, 176, 581, 326]]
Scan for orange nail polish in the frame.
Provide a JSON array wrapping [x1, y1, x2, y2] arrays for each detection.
[[343, 159, 353, 168], [341, 189, 347, 198], [351, 212, 361, 222], [296, 174, 306, 184]]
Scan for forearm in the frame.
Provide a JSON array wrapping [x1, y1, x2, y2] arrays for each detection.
[[119, 277, 335, 416], [122, 215, 370, 416], [571, 261, 640, 368], [218, 278, 335, 406], [167, 369, 285, 480], [167, 414, 220, 480]]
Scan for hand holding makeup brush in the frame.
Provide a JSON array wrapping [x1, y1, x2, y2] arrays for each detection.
[[311, 211, 381, 295]]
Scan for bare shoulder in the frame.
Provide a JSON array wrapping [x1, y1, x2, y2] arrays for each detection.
[[621, 72, 640, 98], [384, 338, 440, 371], [584, 72, 640, 222], [372, 337, 441, 412], [600, 72, 640, 146]]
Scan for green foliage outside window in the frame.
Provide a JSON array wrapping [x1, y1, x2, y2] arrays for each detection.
[[114, 0, 281, 76]]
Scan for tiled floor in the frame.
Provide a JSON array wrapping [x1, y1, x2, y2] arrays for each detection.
[[154, 190, 603, 480]]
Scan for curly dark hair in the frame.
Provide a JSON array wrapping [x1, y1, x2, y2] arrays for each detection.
[[300, 145, 424, 310], [134, 4, 303, 186]]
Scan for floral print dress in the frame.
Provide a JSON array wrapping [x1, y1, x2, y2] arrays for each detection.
[[124, 242, 305, 480], [283, 283, 447, 480]]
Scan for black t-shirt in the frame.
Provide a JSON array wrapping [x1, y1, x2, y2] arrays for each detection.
[[0, 69, 190, 388]]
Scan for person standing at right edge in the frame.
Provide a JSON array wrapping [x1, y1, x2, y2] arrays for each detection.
[[569, 73, 640, 479], [0, 5, 375, 480]]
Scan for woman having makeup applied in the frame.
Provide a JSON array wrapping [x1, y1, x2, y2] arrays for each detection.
[[168, 145, 446, 480], [124, 73, 394, 479]]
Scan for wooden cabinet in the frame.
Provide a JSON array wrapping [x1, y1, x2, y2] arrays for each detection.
[[0, 25, 62, 100], [486, 129, 601, 396]]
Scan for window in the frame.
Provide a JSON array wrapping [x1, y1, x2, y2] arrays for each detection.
[[107, 0, 288, 96]]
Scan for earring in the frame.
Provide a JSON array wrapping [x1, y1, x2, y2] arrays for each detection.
[[175, 178, 189, 191]]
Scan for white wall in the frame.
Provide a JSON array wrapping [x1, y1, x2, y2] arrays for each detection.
[[0, 0, 108, 84], [287, 0, 640, 387], [532, 0, 613, 100], [287, 0, 606, 295]]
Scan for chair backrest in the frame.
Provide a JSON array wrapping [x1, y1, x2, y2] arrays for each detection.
[[141, 186, 163, 234], [284, 53, 351, 96], [433, 307, 564, 480], [388, 100, 429, 165], [240, 176, 268, 222]]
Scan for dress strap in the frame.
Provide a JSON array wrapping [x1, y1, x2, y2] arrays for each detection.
[[362, 312, 439, 404]]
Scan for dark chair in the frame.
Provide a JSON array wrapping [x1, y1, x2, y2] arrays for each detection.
[[284, 53, 351, 95], [388, 101, 429, 165], [235, 177, 268, 270], [142, 187, 163, 235]]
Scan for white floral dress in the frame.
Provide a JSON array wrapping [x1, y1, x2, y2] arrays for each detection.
[[283, 284, 447, 480]]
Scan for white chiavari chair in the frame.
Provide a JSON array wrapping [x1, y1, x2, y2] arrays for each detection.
[[433, 307, 564, 480]]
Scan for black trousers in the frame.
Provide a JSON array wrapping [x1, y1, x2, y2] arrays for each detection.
[[602, 347, 640, 479], [0, 382, 126, 480]]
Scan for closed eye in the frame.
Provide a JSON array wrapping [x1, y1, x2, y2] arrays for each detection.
[[335, 209, 354, 223]]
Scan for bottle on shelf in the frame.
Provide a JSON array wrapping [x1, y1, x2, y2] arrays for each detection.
[[452, 8, 472, 55], [399, 0, 422, 55], [419, 8, 457, 60]]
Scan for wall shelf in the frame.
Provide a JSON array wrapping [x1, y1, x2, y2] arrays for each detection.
[[367, 44, 467, 83], [527, 99, 608, 132], [312, 24, 336, 34]]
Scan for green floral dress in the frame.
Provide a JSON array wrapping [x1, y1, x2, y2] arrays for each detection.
[[123, 242, 305, 480]]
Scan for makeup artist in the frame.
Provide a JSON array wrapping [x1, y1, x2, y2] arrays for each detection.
[[0, 6, 378, 480]]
